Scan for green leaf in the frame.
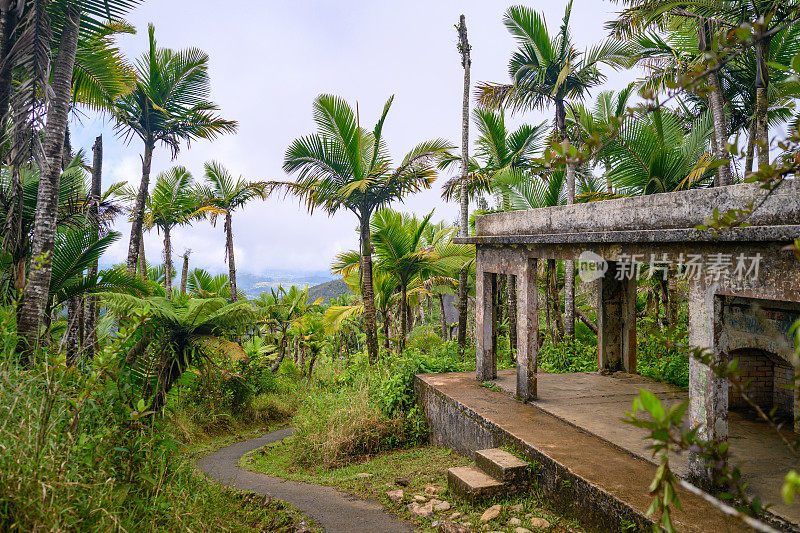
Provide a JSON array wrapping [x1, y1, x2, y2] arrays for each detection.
[[639, 389, 665, 420]]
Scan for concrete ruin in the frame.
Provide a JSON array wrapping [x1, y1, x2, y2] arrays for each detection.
[[453, 179, 800, 493]]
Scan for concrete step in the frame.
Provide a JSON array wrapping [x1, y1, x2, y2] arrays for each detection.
[[475, 448, 530, 485], [447, 465, 507, 503]]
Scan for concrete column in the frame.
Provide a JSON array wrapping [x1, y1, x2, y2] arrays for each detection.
[[516, 258, 539, 400], [597, 261, 637, 373], [476, 270, 497, 381], [795, 364, 800, 434], [688, 286, 728, 488]]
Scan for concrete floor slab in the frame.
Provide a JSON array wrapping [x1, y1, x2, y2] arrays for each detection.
[[417, 370, 799, 531], [491, 370, 800, 526]]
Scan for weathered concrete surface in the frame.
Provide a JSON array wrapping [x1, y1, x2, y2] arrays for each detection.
[[491, 370, 800, 529], [457, 225, 800, 245], [447, 465, 508, 503], [471, 180, 800, 237], [417, 370, 798, 532], [475, 448, 530, 486]]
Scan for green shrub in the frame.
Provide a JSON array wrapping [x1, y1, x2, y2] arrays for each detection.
[[288, 362, 428, 466], [406, 324, 444, 353], [376, 342, 472, 417], [637, 323, 690, 388], [539, 338, 598, 373]]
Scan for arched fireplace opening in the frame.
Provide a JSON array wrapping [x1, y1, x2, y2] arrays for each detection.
[[728, 348, 794, 419]]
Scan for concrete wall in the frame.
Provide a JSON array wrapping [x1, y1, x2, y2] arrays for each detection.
[[415, 375, 652, 532], [475, 180, 800, 236]]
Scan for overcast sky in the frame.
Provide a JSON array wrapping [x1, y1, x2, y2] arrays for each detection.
[[72, 0, 633, 276]]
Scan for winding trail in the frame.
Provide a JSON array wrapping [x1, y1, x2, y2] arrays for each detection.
[[197, 428, 412, 533]]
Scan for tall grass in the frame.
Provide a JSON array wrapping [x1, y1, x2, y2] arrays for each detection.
[[0, 349, 300, 532]]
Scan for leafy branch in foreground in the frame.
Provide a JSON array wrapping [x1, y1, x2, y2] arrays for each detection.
[[626, 325, 799, 532]]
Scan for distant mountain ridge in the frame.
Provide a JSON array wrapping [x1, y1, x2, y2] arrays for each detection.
[[307, 278, 351, 304], [235, 270, 334, 299]]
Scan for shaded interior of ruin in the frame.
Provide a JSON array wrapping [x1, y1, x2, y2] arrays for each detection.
[[728, 348, 795, 420]]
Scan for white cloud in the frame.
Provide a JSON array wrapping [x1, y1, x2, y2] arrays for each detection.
[[76, 0, 633, 275]]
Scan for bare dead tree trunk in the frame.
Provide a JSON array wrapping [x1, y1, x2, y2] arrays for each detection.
[[576, 307, 597, 335], [83, 135, 102, 360], [456, 14, 471, 352], [180, 250, 190, 295], [17, 6, 80, 359], [127, 140, 153, 272]]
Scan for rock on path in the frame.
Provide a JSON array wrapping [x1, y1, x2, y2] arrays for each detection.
[[197, 427, 410, 533]]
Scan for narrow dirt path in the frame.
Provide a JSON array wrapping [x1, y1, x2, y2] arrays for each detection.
[[197, 428, 412, 533]]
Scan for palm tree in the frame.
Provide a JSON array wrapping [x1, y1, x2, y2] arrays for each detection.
[[272, 94, 451, 363], [113, 24, 238, 274], [198, 161, 267, 303], [253, 285, 321, 371], [144, 166, 198, 298], [369, 209, 437, 350], [477, 1, 631, 339], [612, 1, 800, 175], [603, 109, 716, 196], [568, 85, 636, 194], [186, 268, 243, 300]]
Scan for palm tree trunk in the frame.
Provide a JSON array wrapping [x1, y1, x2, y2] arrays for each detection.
[[755, 34, 771, 168], [745, 118, 756, 174], [563, 160, 576, 339], [138, 236, 146, 276], [16, 6, 80, 359], [400, 283, 408, 351], [755, 88, 769, 167], [0, 2, 18, 162], [558, 96, 576, 339], [127, 139, 154, 272], [64, 295, 80, 366], [180, 250, 190, 295], [270, 336, 287, 372], [438, 294, 448, 341], [83, 135, 102, 360], [697, 18, 732, 187], [707, 70, 732, 186], [224, 212, 237, 302], [359, 217, 379, 363], [382, 311, 390, 351], [549, 259, 563, 342], [497, 274, 506, 335], [163, 226, 173, 298], [457, 14, 471, 353]]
